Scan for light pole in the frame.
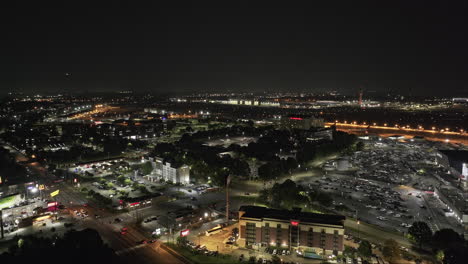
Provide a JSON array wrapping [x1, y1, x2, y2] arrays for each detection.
[[356, 209, 360, 240]]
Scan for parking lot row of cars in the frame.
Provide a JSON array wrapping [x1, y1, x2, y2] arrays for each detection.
[[310, 176, 419, 231], [263, 247, 291, 256]]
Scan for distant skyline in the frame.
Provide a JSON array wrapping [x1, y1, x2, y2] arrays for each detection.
[[3, 2, 468, 96]]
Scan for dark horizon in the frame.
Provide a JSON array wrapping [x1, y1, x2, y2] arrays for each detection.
[[3, 2, 468, 96]]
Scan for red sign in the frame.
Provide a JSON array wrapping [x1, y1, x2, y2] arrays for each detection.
[[289, 117, 303, 120], [129, 202, 140, 206], [290, 221, 299, 226], [180, 229, 190, 237]]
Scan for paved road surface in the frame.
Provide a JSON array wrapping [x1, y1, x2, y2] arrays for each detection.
[[54, 183, 186, 264]]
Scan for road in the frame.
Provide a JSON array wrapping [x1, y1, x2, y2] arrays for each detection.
[[329, 123, 468, 145], [52, 183, 186, 264]]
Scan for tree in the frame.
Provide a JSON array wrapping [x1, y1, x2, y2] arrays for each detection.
[[270, 179, 308, 209], [408, 221, 432, 249], [258, 162, 280, 181], [176, 236, 187, 246], [356, 141, 365, 151], [432, 229, 464, 251], [343, 245, 356, 258], [444, 244, 468, 264], [357, 240, 372, 258], [117, 175, 126, 185], [141, 161, 153, 175], [435, 250, 444, 262], [124, 179, 132, 186], [0, 228, 120, 263], [382, 239, 400, 262], [271, 255, 281, 264]]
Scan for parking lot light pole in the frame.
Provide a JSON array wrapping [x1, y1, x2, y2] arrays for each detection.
[[355, 209, 360, 240], [357, 220, 360, 240]]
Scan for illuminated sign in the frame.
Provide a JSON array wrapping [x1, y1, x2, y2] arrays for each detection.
[[180, 229, 190, 237], [47, 202, 58, 207], [289, 117, 303, 120], [39, 185, 45, 190], [34, 215, 52, 222], [129, 202, 140, 206], [50, 190, 60, 197], [290, 221, 299, 226]]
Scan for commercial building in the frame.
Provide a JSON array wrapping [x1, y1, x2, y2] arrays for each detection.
[[149, 157, 190, 185], [437, 150, 468, 190], [304, 127, 334, 141], [281, 115, 324, 130], [434, 187, 468, 239], [238, 206, 345, 256]]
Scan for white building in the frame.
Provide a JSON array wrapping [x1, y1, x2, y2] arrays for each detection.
[[149, 157, 190, 185]]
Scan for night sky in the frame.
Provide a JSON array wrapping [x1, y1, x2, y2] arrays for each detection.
[[4, 2, 468, 95]]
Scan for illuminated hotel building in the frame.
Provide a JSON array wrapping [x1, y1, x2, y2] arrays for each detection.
[[238, 206, 345, 256]]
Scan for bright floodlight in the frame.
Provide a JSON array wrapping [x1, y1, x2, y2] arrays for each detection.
[[30, 187, 38, 193]]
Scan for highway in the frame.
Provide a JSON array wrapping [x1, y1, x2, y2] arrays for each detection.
[[327, 122, 468, 145]]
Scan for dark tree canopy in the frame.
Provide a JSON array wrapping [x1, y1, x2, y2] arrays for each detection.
[[357, 240, 372, 258], [432, 229, 464, 250], [408, 221, 432, 248], [0, 229, 121, 264]]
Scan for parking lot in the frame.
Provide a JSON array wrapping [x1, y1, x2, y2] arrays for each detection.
[[304, 137, 465, 235]]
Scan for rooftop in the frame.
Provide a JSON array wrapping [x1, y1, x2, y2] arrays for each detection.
[[239, 205, 345, 227]]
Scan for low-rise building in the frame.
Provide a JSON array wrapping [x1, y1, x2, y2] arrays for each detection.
[[238, 206, 345, 256]]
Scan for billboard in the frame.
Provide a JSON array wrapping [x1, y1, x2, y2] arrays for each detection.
[[0, 194, 23, 210]]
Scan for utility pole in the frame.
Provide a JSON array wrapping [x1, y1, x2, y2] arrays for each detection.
[[358, 87, 363, 107], [225, 172, 231, 224], [356, 209, 360, 240]]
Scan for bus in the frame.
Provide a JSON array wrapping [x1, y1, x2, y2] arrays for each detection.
[[205, 225, 223, 236]]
